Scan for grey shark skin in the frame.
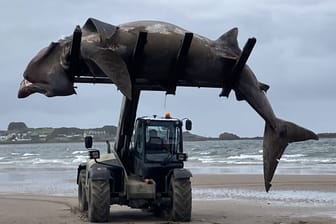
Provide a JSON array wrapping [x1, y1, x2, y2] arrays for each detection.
[[18, 18, 318, 191]]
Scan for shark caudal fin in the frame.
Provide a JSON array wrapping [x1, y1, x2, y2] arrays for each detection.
[[263, 119, 318, 192]]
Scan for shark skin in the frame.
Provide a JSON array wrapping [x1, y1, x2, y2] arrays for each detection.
[[18, 18, 318, 191]]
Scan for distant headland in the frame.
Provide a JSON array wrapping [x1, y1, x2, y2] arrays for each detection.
[[0, 122, 334, 144]]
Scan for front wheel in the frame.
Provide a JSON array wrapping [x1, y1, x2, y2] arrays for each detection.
[[169, 176, 192, 221], [78, 170, 88, 212], [88, 180, 110, 222]]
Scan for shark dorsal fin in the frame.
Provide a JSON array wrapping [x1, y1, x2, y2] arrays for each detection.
[[216, 28, 241, 57], [83, 18, 118, 41]]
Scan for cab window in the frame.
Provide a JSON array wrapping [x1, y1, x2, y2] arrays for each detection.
[[145, 121, 181, 162]]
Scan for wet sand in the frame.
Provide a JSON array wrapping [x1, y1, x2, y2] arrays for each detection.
[[0, 174, 335, 224]]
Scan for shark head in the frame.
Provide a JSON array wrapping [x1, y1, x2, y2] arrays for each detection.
[[18, 40, 76, 98], [18, 18, 133, 99]]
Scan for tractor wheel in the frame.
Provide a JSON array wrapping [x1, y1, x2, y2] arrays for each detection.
[[78, 170, 88, 212], [169, 176, 192, 221], [88, 180, 110, 222]]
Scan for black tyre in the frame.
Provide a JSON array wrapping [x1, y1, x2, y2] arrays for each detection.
[[88, 180, 110, 222], [169, 176, 192, 221], [78, 170, 88, 212]]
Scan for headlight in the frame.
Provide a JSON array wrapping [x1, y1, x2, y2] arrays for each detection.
[[176, 153, 188, 161]]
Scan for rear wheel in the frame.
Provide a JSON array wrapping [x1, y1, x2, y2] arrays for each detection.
[[169, 176, 192, 221], [78, 170, 88, 212], [88, 180, 110, 222]]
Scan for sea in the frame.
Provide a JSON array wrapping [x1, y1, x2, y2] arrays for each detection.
[[0, 139, 336, 206]]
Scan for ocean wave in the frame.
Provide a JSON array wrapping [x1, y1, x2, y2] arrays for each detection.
[[0, 139, 335, 174], [32, 158, 70, 165], [72, 155, 88, 163], [0, 161, 14, 165], [199, 151, 218, 156], [189, 157, 262, 165], [72, 150, 87, 155], [227, 154, 262, 160], [223, 161, 262, 165], [280, 157, 336, 164], [282, 154, 305, 158], [23, 153, 40, 157]]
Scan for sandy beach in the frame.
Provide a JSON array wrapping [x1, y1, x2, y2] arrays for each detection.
[[0, 174, 335, 223]]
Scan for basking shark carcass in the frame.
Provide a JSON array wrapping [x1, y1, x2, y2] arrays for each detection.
[[18, 18, 318, 192]]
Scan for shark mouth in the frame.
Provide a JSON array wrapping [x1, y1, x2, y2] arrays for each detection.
[[18, 79, 48, 98]]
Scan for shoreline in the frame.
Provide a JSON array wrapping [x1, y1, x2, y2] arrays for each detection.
[[0, 174, 335, 223], [1, 135, 336, 145], [192, 173, 336, 190]]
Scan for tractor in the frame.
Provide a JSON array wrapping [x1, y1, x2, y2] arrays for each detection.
[[77, 113, 192, 222]]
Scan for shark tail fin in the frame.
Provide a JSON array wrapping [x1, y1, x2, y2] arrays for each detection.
[[263, 119, 318, 192]]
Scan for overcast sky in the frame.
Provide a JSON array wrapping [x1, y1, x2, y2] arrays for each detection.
[[0, 0, 335, 137]]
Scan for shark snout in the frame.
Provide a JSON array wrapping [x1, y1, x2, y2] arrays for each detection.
[[18, 79, 49, 98]]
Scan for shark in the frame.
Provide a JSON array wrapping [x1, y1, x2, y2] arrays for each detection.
[[18, 18, 318, 191]]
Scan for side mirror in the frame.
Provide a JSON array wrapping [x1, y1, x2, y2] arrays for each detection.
[[85, 136, 93, 149], [185, 119, 192, 131]]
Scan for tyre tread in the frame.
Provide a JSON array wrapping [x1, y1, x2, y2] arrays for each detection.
[[88, 180, 110, 222], [171, 177, 192, 221]]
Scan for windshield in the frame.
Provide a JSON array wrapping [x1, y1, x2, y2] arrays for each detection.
[[145, 121, 181, 162]]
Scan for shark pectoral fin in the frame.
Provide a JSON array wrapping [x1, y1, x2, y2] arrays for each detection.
[[263, 119, 318, 192], [259, 82, 270, 92], [82, 45, 132, 99], [234, 89, 245, 101]]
